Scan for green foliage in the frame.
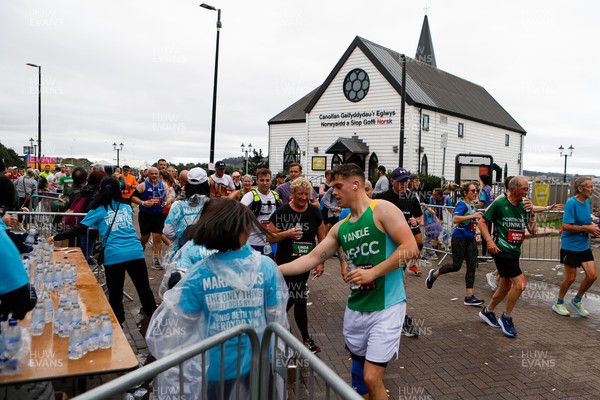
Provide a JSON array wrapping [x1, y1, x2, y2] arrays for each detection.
[[247, 148, 267, 176], [418, 173, 442, 193], [0, 142, 25, 168]]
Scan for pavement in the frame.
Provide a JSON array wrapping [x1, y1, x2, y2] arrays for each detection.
[[55, 235, 600, 399]]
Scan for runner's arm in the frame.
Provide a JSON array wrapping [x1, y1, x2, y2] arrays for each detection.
[[478, 217, 500, 254], [279, 224, 339, 276]]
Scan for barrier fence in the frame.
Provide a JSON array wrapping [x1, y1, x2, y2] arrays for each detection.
[[422, 204, 564, 263], [71, 323, 361, 400]]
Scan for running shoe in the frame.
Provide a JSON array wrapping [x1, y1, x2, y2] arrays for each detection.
[[425, 269, 437, 289], [151, 258, 163, 271], [498, 314, 517, 337], [464, 295, 484, 306], [408, 264, 422, 276], [303, 337, 321, 354], [486, 272, 498, 290], [569, 299, 589, 318], [479, 307, 500, 328], [401, 316, 419, 338], [551, 303, 570, 316]]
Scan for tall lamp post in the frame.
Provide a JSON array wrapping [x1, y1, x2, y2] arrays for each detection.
[[26, 63, 41, 170], [200, 3, 222, 166], [113, 142, 124, 168], [558, 145, 574, 183], [28, 137, 36, 167], [241, 143, 252, 174]]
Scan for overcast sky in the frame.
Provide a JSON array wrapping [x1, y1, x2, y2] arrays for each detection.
[[1, 0, 598, 175]]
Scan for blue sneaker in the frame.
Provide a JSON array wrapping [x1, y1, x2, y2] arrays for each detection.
[[479, 307, 500, 328], [464, 295, 484, 306], [498, 314, 517, 337], [425, 269, 437, 289]]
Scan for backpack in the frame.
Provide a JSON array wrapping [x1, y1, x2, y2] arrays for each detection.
[[62, 194, 87, 227], [248, 189, 281, 217]]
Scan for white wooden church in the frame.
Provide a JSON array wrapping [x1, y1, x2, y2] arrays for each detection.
[[268, 16, 526, 184]]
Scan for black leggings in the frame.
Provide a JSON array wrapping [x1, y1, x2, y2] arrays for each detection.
[[104, 258, 157, 324], [438, 235, 478, 289], [285, 272, 310, 341]]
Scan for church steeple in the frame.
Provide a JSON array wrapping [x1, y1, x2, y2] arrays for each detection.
[[415, 14, 437, 67]]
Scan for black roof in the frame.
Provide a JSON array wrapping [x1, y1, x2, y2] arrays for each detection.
[[270, 36, 526, 135], [326, 136, 370, 155], [268, 87, 320, 125]]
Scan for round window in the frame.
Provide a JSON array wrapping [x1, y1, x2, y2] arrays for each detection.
[[343, 68, 369, 102]]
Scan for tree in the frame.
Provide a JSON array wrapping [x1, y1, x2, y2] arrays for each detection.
[[0, 141, 25, 169], [247, 148, 267, 176]]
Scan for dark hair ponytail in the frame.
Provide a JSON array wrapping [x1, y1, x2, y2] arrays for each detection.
[[89, 177, 123, 210]]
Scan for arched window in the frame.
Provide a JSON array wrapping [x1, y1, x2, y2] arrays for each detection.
[[368, 153, 379, 181], [283, 138, 300, 171], [420, 154, 428, 175], [504, 162, 508, 180], [331, 154, 343, 169]]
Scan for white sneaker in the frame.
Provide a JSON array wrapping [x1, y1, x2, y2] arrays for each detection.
[[486, 272, 498, 290]]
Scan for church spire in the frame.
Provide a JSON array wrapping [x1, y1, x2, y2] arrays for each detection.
[[415, 14, 437, 67]]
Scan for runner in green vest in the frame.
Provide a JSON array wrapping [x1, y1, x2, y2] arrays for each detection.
[[478, 176, 537, 337], [279, 163, 418, 400]]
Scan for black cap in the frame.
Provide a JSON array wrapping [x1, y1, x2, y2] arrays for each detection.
[[215, 161, 226, 169], [390, 167, 410, 181]]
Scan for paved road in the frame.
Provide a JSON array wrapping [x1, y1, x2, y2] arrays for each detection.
[[63, 231, 600, 399]]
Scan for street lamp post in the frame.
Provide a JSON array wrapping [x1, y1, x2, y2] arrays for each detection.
[[200, 3, 222, 166], [558, 145, 574, 183], [26, 63, 41, 170], [241, 143, 252, 174], [113, 142, 124, 168]]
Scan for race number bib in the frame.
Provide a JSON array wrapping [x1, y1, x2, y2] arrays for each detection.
[[353, 263, 376, 291], [292, 241, 314, 257], [507, 229, 525, 244], [469, 220, 477, 232]]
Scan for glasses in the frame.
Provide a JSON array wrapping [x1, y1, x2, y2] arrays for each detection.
[[468, 189, 477, 193]]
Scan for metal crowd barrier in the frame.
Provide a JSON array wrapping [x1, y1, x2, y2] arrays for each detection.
[[71, 322, 360, 400], [261, 323, 363, 400], [72, 324, 261, 400], [422, 204, 563, 263]]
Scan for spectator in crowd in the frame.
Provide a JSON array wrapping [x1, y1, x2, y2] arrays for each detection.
[[39, 164, 53, 179], [372, 165, 389, 196], [275, 162, 318, 206], [209, 161, 237, 199], [231, 170, 242, 190], [147, 198, 288, 400], [16, 168, 37, 209], [48, 177, 157, 325], [237, 174, 254, 200]]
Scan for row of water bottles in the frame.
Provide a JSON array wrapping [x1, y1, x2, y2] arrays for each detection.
[[0, 319, 22, 373], [32, 261, 78, 292], [66, 312, 114, 360]]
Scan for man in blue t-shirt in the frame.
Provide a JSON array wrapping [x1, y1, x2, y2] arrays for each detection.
[[552, 177, 599, 318]]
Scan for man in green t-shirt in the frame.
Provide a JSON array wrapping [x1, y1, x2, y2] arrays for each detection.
[[58, 167, 73, 190], [478, 176, 537, 337]]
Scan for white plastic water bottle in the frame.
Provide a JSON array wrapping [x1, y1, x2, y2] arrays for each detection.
[[59, 305, 72, 338], [43, 292, 54, 324], [34, 266, 45, 291], [30, 304, 45, 336], [25, 229, 36, 245], [99, 316, 113, 349], [45, 264, 54, 292], [79, 320, 89, 355], [54, 300, 66, 335], [88, 315, 100, 352], [4, 319, 21, 369], [346, 260, 361, 290], [71, 304, 83, 328], [68, 325, 84, 360]]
